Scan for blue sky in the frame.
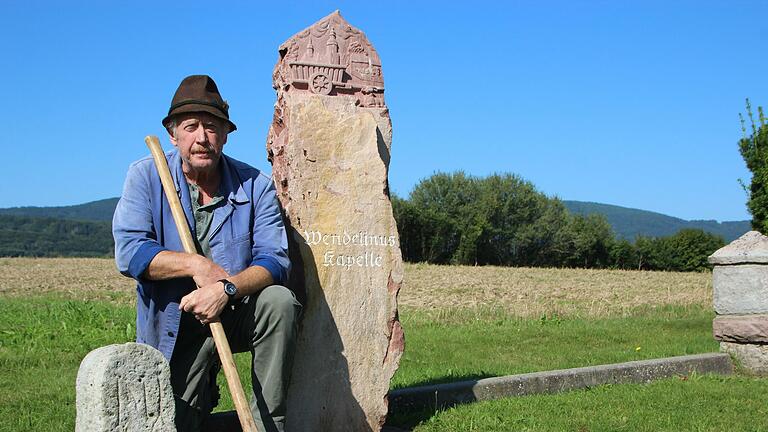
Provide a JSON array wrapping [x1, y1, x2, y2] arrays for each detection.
[[2, 0, 766, 221]]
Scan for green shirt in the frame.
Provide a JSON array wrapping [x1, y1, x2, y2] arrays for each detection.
[[188, 182, 225, 259]]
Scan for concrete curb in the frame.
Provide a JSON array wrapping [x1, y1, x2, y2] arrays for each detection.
[[388, 353, 733, 415], [208, 353, 732, 429]]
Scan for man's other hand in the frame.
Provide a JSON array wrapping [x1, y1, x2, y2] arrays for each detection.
[[179, 280, 229, 324]]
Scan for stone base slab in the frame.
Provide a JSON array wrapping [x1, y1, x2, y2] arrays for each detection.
[[721, 342, 768, 375], [713, 314, 768, 343]]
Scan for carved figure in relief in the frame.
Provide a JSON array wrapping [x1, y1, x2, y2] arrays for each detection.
[[274, 10, 386, 105], [116, 375, 167, 431], [113, 75, 301, 432], [286, 41, 300, 62]]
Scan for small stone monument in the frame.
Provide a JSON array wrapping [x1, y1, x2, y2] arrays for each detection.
[[267, 10, 404, 432], [709, 230, 768, 375], [76, 342, 175, 431]]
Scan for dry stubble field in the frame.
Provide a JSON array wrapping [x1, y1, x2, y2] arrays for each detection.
[[0, 257, 711, 317]]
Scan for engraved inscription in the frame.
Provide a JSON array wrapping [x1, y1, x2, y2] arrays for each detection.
[[302, 229, 397, 270]]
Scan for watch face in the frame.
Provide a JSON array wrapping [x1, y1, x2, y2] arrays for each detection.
[[223, 282, 237, 296]]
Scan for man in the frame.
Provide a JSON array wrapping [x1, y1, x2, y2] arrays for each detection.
[[113, 75, 300, 432]]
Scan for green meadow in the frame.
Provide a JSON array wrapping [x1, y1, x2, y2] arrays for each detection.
[[1, 258, 766, 431]]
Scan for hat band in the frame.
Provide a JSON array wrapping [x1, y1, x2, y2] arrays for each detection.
[[168, 99, 229, 116]]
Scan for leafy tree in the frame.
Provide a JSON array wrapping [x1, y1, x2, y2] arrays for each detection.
[[632, 230, 724, 272], [609, 238, 639, 270], [392, 171, 722, 272], [563, 214, 615, 268], [408, 172, 479, 264], [664, 229, 725, 272], [525, 198, 574, 267], [392, 194, 458, 263], [404, 171, 578, 266], [475, 173, 560, 266], [739, 99, 768, 233]]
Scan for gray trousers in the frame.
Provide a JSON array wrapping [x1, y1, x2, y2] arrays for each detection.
[[170, 285, 301, 432]]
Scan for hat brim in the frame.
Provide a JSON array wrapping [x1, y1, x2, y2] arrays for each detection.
[[162, 103, 237, 133]]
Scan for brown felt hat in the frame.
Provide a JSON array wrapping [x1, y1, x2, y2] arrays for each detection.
[[162, 75, 237, 132]]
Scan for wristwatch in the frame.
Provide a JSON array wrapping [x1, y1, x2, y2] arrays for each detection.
[[219, 279, 238, 301]]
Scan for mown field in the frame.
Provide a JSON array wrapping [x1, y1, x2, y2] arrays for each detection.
[[1, 258, 767, 431], [0, 258, 713, 315]]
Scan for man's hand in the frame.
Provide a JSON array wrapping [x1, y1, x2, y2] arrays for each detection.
[[191, 256, 229, 288], [144, 251, 231, 324], [179, 280, 229, 324]]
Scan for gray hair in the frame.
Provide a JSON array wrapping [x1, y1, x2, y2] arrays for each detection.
[[164, 118, 178, 139]]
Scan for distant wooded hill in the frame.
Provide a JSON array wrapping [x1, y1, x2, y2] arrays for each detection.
[[0, 215, 112, 257], [0, 197, 750, 257], [0, 198, 118, 222], [562, 201, 750, 243], [0, 199, 117, 257]]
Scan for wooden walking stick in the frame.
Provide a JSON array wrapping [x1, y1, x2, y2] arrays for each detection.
[[144, 135, 259, 432]]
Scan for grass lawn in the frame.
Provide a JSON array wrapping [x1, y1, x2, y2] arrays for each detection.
[[409, 374, 768, 431], [392, 304, 717, 389], [0, 297, 134, 431], [0, 297, 724, 431], [0, 258, 755, 431]]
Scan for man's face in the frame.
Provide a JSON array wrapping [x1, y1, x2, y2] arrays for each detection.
[[169, 113, 228, 174]]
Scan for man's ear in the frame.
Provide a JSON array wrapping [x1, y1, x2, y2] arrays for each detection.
[[167, 128, 178, 147]]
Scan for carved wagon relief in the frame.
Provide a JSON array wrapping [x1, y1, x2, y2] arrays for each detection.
[[275, 10, 386, 108]]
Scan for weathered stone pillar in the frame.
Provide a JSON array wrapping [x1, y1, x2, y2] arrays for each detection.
[[267, 10, 404, 432], [75, 342, 175, 432], [710, 231, 768, 375]]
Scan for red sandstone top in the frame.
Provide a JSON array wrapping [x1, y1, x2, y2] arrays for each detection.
[[272, 10, 386, 107]]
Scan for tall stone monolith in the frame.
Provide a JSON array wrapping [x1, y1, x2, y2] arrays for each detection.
[[267, 10, 404, 432], [710, 231, 768, 375]]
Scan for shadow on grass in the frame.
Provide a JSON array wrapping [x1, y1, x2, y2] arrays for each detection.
[[391, 372, 496, 390], [386, 372, 498, 430], [385, 406, 440, 431]]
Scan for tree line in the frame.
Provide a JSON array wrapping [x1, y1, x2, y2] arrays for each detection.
[[0, 172, 727, 271], [392, 172, 724, 272]]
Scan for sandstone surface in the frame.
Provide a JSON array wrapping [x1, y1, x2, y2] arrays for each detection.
[[266, 11, 404, 432], [75, 342, 175, 432], [713, 314, 768, 343]]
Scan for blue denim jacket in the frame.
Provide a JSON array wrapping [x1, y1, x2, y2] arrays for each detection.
[[112, 149, 290, 360]]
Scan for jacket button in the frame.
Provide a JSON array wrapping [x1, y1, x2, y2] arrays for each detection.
[[168, 331, 174, 337]]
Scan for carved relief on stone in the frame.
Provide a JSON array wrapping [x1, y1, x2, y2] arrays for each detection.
[[76, 343, 175, 432], [274, 10, 386, 107]]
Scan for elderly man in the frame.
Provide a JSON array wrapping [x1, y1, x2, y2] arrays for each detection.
[[113, 75, 300, 432]]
